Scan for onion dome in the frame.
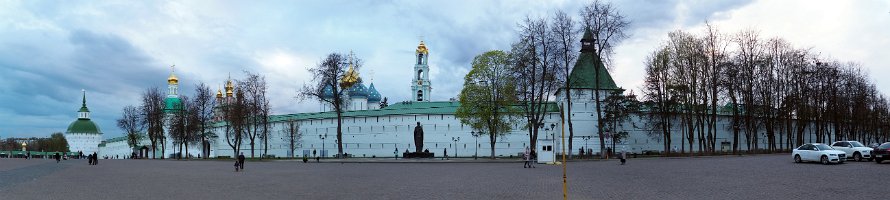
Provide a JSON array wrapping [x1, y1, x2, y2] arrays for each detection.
[[416, 41, 429, 54], [367, 83, 381, 102], [216, 89, 223, 99], [348, 81, 368, 98], [225, 79, 234, 97], [168, 73, 178, 85], [339, 62, 360, 89], [168, 65, 179, 85]]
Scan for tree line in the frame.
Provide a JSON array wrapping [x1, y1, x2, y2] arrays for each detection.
[[118, 71, 273, 159], [642, 24, 890, 155], [0, 133, 70, 152]]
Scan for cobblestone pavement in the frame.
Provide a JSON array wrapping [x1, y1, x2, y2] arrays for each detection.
[[0, 154, 887, 200]]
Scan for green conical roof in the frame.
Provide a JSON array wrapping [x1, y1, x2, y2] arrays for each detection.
[[67, 119, 101, 134], [567, 28, 619, 90]]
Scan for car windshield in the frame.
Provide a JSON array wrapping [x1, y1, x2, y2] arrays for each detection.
[[815, 144, 834, 151], [850, 142, 864, 147]]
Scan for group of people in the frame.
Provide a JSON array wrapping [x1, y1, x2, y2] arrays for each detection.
[[234, 152, 245, 172], [523, 147, 537, 168], [87, 152, 98, 165]]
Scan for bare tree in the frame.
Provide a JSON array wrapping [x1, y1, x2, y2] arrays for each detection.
[[551, 10, 580, 158], [223, 86, 247, 158], [643, 47, 675, 155], [511, 15, 559, 152], [238, 71, 271, 158], [283, 120, 302, 158], [299, 53, 358, 158], [193, 83, 216, 158], [169, 95, 193, 159], [140, 87, 165, 159], [117, 105, 144, 156], [580, 0, 630, 157]]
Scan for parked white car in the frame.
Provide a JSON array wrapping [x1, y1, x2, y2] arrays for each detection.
[[792, 143, 846, 164], [830, 141, 873, 161]]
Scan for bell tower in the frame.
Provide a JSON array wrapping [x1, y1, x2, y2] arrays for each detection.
[[411, 41, 432, 102]]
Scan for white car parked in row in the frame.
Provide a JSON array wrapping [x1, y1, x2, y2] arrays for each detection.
[[830, 141, 873, 162], [793, 143, 846, 164]]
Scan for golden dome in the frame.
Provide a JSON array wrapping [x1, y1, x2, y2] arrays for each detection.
[[416, 40, 429, 54], [225, 79, 234, 97], [168, 73, 178, 85], [216, 89, 223, 98], [167, 65, 179, 85], [339, 63, 360, 89]]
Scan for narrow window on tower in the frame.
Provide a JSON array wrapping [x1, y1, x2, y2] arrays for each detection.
[[417, 90, 423, 101], [418, 54, 423, 65]]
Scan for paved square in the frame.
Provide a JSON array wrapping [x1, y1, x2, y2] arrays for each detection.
[[0, 155, 887, 199]]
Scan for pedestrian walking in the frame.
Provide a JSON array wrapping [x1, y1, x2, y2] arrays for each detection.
[[530, 149, 537, 168], [443, 148, 448, 160], [54, 153, 61, 163], [88, 153, 93, 165], [620, 150, 626, 165], [234, 160, 240, 172], [237, 152, 245, 170], [523, 147, 531, 168], [93, 153, 98, 165]]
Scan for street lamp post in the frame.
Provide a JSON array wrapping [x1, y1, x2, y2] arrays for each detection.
[[581, 136, 592, 159], [318, 134, 327, 158], [452, 137, 460, 159]]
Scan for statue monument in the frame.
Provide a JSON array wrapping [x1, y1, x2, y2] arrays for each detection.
[[414, 122, 424, 152], [405, 121, 433, 158]]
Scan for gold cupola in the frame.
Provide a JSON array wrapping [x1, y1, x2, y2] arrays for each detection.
[[416, 40, 429, 54], [225, 78, 234, 97], [168, 73, 179, 85], [216, 88, 223, 98], [339, 51, 361, 89]]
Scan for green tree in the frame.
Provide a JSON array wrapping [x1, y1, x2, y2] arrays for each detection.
[[48, 133, 69, 152], [456, 50, 519, 159]]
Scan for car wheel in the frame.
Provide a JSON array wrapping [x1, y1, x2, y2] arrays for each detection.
[[877, 158, 883, 164], [794, 155, 801, 163], [854, 152, 861, 162], [821, 155, 829, 165]]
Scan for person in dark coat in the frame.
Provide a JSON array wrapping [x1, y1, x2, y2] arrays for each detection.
[[93, 153, 99, 165], [88, 153, 93, 165], [54, 153, 61, 163], [234, 160, 240, 172], [237, 152, 245, 170]]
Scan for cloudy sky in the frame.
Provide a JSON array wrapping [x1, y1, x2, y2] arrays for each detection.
[[1, 0, 888, 139]]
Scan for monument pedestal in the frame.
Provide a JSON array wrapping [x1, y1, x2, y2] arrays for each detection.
[[403, 152, 434, 158]]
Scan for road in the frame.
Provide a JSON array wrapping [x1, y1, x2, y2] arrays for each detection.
[[0, 155, 886, 200]]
